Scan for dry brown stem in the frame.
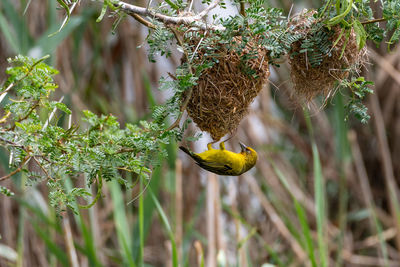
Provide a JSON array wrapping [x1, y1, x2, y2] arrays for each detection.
[[206, 172, 217, 267], [370, 92, 400, 251], [243, 174, 308, 262]]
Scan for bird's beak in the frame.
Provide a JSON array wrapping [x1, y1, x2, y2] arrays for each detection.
[[239, 142, 247, 152]]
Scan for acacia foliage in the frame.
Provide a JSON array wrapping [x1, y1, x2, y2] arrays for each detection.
[[0, 55, 181, 213]]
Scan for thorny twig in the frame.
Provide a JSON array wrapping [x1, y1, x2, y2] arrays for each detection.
[[32, 156, 56, 182], [0, 156, 31, 181], [0, 136, 24, 149]]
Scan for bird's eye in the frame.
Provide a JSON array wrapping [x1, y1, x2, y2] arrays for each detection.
[[246, 148, 251, 154]]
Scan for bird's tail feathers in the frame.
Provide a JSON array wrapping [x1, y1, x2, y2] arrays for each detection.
[[179, 146, 202, 161], [179, 146, 192, 156]]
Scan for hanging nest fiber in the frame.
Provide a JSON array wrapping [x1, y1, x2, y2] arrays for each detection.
[[288, 10, 367, 101], [183, 37, 270, 141]]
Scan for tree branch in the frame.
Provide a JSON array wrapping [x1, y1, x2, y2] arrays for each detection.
[[0, 136, 25, 149], [113, 0, 225, 30], [361, 17, 386, 25], [0, 156, 31, 181], [32, 156, 55, 182], [240, 2, 245, 16], [131, 13, 156, 29]]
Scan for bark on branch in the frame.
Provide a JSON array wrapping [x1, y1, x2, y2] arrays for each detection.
[[112, 0, 225, 30]]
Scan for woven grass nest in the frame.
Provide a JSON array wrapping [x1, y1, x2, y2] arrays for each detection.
[[183, 37, 270, 141], [288, 10, 367, 101]]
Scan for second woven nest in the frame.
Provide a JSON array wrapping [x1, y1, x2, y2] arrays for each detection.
[[288, 10, 367, 101], [184, 37, 270, 141]]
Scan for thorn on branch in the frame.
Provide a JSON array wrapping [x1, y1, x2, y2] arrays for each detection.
[[131, 13, 156, 29]]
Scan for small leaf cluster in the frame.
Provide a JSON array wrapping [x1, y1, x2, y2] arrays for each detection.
[[218, 2, 289, 63], [342, 76, 373, 123], [383, 0, 400, 49], [0, 185, 14, 196], [321, 0, 400, 50], [145, 21, 175, 62], [290, 0, 395, 123], [3, 55, 60, 121], [0, 56, 181, 213], [315, 0, 400, 122], [293, 22, 332, 67], [157, 64, 198, 124]]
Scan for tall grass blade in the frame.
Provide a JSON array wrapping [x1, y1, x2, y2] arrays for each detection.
[[0, 13, 19, 54], [138, 178, 144, 266], [63, 177, 101, 266], [16, 202, 25, 267], [31, 221, 69, 266], [150, 188, 178, 267], [34, 17, 85, 56], [333, 94, 350, 266], [294, 200, 317, 267], [131, 163, 163, 261], [271, 163, 317, 267], [0, 0, 33, 53], [312, 142, 327, 267], [110, 180, 136, 267], [304, 109, 328, 267]]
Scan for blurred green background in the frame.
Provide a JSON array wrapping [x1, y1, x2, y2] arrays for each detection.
[[0, 0, 400, 266]]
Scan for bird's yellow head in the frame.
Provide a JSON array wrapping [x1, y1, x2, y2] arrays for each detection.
[[239, 142, 258, 173]]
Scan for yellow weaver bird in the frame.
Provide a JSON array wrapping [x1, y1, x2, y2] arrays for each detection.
[[179, 142, 257, 176]]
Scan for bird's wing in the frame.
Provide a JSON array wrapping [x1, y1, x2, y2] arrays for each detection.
[[195, 159, 233, 175], [180, 146, 235, 175]]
